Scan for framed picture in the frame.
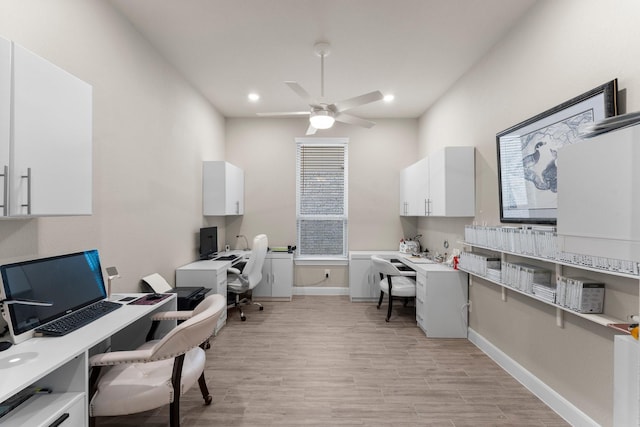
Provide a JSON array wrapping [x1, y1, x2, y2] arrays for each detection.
[[496, 79, 618, 224]]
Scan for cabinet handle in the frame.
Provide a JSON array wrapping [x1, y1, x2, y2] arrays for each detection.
[[426, 198, 432, 215], [0, 165, 7, 216], [424, 198, 427, 215], [48, 413, 70, 427], [21, 167, 31, 215]]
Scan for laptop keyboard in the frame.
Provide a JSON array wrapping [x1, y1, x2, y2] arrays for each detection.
[[35, 300, 122, 336]]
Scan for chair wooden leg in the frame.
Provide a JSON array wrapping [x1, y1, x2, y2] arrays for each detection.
[[386, 292, 393, 322], [145, 320, 160, 342], [198, 372, 213, 405], [377, 290, 384, 309], [385, 276, 393, 322], [170, 354, 185, 427]]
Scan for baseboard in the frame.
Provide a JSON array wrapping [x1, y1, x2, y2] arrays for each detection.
[[468, 328, 598, 427], [292, 286, 349, 296]]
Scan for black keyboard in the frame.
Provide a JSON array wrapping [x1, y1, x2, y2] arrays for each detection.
[[215, 254, 239, 261], [35, 300, 122, 336]]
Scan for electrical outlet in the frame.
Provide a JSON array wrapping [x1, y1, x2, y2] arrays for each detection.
[[324, 269, 330, 279]]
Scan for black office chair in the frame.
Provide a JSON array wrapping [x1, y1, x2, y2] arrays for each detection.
[[371, 256, 417, 322]]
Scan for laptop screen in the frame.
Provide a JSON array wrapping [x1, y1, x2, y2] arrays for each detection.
[[0, 249, 106, 336]]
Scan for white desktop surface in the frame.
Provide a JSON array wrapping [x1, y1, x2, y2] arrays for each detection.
[[0, 293, 176, 404], [179, 250, 248, 271]]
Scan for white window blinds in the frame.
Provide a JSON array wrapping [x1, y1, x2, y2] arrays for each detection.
[[296, 138, 348, 257]]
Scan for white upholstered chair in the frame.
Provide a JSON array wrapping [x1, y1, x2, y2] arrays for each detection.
[[227, 233, 268, 321], [88, 294, 226, 427], [371, 256, 417, 322]]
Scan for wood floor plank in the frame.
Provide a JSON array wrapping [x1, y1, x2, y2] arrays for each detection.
[[95, 295, 568, 427]]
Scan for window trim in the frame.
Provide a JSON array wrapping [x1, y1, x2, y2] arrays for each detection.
[[295, 137, 348, 259]]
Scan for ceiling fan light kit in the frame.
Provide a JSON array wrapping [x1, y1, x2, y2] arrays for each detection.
[[309, 110, 335, 129], [258, 41, 383, 134]]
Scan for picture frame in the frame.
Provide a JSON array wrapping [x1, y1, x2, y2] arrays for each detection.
[[496, 79, 618, 224]]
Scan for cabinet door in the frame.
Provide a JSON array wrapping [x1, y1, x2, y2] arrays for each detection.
[[0, 38, 10, 215], [226, 163, 244, 215], [349, 258, 378, 300], [428, 147, 475, 217], [253, 259, 272, 297], [423, 271, 468, 338], [271, 256, 293, 298], [399, 167, 410, 215], [203, 161, 244, 216], [399, 158, 428, 216], [11, 44, 92, 216]]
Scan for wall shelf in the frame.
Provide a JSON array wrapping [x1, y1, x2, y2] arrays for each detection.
[[461, 235, 636, 332]]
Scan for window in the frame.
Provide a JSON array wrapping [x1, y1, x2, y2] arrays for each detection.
[[296, 138, 348, 258]]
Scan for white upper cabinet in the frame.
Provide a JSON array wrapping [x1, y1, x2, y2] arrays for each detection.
[[399, 157, 428, 216], [428, 146, 475, 217], [557, 124, 640, 262], [0, 38, 10, 213], [399, 146, 475, 217], [203, 161, 244, 216], [0, 38, 92, 217]]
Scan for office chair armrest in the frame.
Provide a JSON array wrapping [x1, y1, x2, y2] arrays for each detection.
[[399, 271, 417, 277], [89, 348, 155, 366], [227, 267, 242, 275], [227, 267, 249, 286], [150, 310, 194, 321]]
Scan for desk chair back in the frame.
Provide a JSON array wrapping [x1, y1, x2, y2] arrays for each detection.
[[241, 233, 268, 290], [89, 294, 226, 426], [371, 256, 416, 322], [150, 293, 225, 360], [227, 234, 268, 321]]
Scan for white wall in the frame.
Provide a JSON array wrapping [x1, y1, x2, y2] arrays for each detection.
[[0, 0, 225, 289], [418, 1, 640, 425], [225, 117, 419, 286]]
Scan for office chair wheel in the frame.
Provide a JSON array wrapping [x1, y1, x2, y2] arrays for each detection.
[[204, 395, 212, 405], [241, 315, 247, 321], [259, 306, 264, 311]]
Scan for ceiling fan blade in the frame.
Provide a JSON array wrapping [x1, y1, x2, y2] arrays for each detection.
[[332, 90, 384, 113], [305, 123, 318, 135], [285, 81, 319, 106], [257, 111, 310, 117], [335, 113, 376, 128]]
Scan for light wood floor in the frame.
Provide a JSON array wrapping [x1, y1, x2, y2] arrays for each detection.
[[96, 295, 568, 426]]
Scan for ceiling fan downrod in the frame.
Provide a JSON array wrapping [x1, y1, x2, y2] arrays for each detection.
[[314, 41, 331, 99]]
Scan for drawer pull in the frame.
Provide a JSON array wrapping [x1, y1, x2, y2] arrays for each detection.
[[48, 412, 70, 427]]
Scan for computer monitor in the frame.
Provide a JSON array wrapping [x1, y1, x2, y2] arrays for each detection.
[[0, 249, 107, 343], [199, 226, 218, 260]]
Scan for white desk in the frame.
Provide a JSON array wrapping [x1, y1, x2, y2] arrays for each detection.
[[348, 251, 468, 338], [175, 250, 248, 332], [0, 293, 176, 427]]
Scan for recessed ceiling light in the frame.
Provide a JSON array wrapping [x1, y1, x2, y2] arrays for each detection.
[[248, 93, 260, 102], [384, 94, 395, 102]]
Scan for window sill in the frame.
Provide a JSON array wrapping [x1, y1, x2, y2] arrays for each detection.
[[294, 257, 349, 266]]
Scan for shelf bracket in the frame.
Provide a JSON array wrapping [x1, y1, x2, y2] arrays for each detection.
[[556, 307, 564, 328], [501, 287, 507, 302]]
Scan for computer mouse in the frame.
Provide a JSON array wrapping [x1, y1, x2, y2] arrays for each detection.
[[0, 341, 12, 352], [147, 293, 163, 300]]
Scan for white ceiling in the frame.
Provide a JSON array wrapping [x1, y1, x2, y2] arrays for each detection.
[[108, 0, 536, 119]]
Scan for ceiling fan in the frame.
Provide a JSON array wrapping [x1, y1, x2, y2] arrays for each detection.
[[257, 41, 384, 135]]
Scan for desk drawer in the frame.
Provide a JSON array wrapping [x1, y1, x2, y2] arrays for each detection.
[[2, 392, 85, 427]]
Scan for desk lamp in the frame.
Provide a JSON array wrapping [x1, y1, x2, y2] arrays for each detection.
[[236, 235, 250, 251], [106, 266, 120, 299]]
